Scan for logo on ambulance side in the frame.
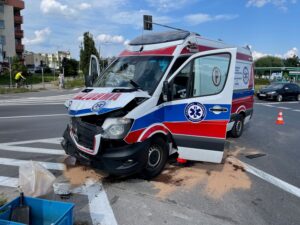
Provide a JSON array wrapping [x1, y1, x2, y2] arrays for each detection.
[[212, 67, 222, 86], [91, 101, 106, 112], [185, 102, 206, 123], [243, 66, 249, 85]]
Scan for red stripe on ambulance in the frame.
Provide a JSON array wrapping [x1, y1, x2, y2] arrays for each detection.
[[73, 93, 121, 101], [163, 120, 228, 139]]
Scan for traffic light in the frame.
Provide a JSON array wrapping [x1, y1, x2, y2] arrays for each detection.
[[143, 15, 152, 30], [62, 57, 67, 68]]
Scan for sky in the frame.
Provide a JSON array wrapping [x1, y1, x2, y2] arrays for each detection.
[[22, 0, 300, 60]]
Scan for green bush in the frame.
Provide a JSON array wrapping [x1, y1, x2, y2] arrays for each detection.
[[255, 78, 270, 85]]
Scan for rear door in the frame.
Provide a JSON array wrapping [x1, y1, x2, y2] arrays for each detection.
[[86, 55, 100, 86], [164, 48, 237, 163]]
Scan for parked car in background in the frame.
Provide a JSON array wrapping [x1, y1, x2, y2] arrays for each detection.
[[257, 83, 300, 102]]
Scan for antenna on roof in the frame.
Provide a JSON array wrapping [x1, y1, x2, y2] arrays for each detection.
[[143, 15, 187, 32]]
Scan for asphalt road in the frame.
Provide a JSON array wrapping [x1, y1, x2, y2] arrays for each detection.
[[0, 90, 299, 225]]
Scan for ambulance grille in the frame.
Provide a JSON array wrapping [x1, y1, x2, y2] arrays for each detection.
[[72, 118, 103, 149]]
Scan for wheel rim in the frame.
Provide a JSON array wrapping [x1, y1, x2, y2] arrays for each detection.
[[278, 95, 282, 102], [148, 145, 161, 168], [236, 120, 242, 134], [298, 94, 300, 101]]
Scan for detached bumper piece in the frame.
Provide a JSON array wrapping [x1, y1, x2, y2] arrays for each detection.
[[62, 127, 150, 176]]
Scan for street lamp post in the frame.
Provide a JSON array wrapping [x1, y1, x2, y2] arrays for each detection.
[[9, 59, 12, 88]]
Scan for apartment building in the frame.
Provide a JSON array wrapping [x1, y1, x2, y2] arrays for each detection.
[[25, 51, 71, 69], [42, 51, 71, 69], [24, 50, 47, 68], [0, 0, 24, 62]]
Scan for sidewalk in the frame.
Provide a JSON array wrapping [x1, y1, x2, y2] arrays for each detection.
[[0, 82, 57, 90]]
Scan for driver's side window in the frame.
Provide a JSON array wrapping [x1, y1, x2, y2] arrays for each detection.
[[171, 61, 192, 100]]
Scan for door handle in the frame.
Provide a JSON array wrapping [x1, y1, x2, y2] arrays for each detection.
[[209, 106, 228, 114]]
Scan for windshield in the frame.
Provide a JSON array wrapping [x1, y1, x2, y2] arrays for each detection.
[[93, 56, 172, 95], [266, 84, 284, 89]]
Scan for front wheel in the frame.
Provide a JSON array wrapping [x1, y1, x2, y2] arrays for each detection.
[[276, 94, 283, 102], [140, 137, 168, 179], [297, 94, 300, 101], [230, 114, 244, 138]]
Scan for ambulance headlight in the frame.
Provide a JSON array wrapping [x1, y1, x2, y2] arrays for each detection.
[[102, 118, 132, 139]]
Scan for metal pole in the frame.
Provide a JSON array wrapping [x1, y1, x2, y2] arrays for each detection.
[[9, 58, 12, 88], [42, 67, 45, 89]]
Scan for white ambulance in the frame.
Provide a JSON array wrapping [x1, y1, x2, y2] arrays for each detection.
[[62, 31, 254, 178]]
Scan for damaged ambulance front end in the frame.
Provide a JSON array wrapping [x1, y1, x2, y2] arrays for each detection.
[[61, 54, 172, 177]]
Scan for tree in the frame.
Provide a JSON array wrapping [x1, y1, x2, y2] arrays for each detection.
[[79, 32, 100, 80], [254, 56, 284, 77], [283, 55, 300, 67], [64, 58, 79, 77], [11, 57, 26, 76], [255, 56, 284, 67]]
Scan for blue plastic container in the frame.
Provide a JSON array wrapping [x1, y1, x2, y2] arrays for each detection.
[[0, 196, 74, 225]]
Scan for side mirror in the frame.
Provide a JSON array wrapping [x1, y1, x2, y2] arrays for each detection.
[[163, 80, 170, 102]]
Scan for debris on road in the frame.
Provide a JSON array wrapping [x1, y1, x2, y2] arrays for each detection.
[[152, 150, 252, 199], [53, 176, 72, 197], [63, 166, 104, 186], [63, 155, 77, 167], [19, 161, 56, 197], [0, 193, 7, 207], [245, 153, 266, 159]]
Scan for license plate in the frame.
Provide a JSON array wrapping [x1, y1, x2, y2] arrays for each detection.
[[260, 94, 266, 97]]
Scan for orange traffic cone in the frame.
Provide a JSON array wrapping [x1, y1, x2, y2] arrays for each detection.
[[276, 111, 284, 125], [177, 157, 187, 164]]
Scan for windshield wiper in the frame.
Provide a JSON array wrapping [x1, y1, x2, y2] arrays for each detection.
[[130, 80, 142, 90]]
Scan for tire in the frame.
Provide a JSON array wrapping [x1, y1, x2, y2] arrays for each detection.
[[276, 94, 283, 102], [140, 137, 168, 179], [230, 114, 244, 138], [297, 94, 300, 101]]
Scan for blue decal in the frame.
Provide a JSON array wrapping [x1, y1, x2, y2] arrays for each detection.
[[131, 103, 231, 132], [92, 101, 106, 112], [69, 107, 120, 116], [233, 89, 254, 99], [184, 102, 206, 123]]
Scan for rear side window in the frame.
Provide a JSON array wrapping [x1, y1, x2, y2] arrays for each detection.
[[192, 53, 231, 97]]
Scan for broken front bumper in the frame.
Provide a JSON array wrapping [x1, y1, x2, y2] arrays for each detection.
[[61, 126, 150, 176]]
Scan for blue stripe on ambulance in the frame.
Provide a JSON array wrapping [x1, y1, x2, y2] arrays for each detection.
[[68, 107, 120, 116], [232, 89, 254, 100], [131, 103, 231, 132]]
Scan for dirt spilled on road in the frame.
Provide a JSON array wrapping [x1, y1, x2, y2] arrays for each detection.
[[63, 166, 104, 186], [152, 149, 252, 199]]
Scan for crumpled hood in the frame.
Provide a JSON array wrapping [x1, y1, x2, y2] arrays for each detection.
[[66, 87, 150, 117]]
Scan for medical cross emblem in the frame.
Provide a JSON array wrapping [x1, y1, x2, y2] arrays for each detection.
[[243, 66, 249, 85], [185, 102, 206, 123]]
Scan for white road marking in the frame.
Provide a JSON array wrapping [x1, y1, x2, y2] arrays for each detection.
[[231, 158, 300, 198], [0, 176, 18, 188], [264, 104, 275, 107], [0, 94, 74, 106], [276, 107, 291, 110], [255, 101, 299, 105], [293, 109, 300, 112], [0, 114, 67, 119], [0, 157, 65, 170], [0, 102, 66, 106], [0, 137, 63, 146], [0, 144, 65, 155], [0, 138, 118, 225], [73, 179, 118, 225]]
